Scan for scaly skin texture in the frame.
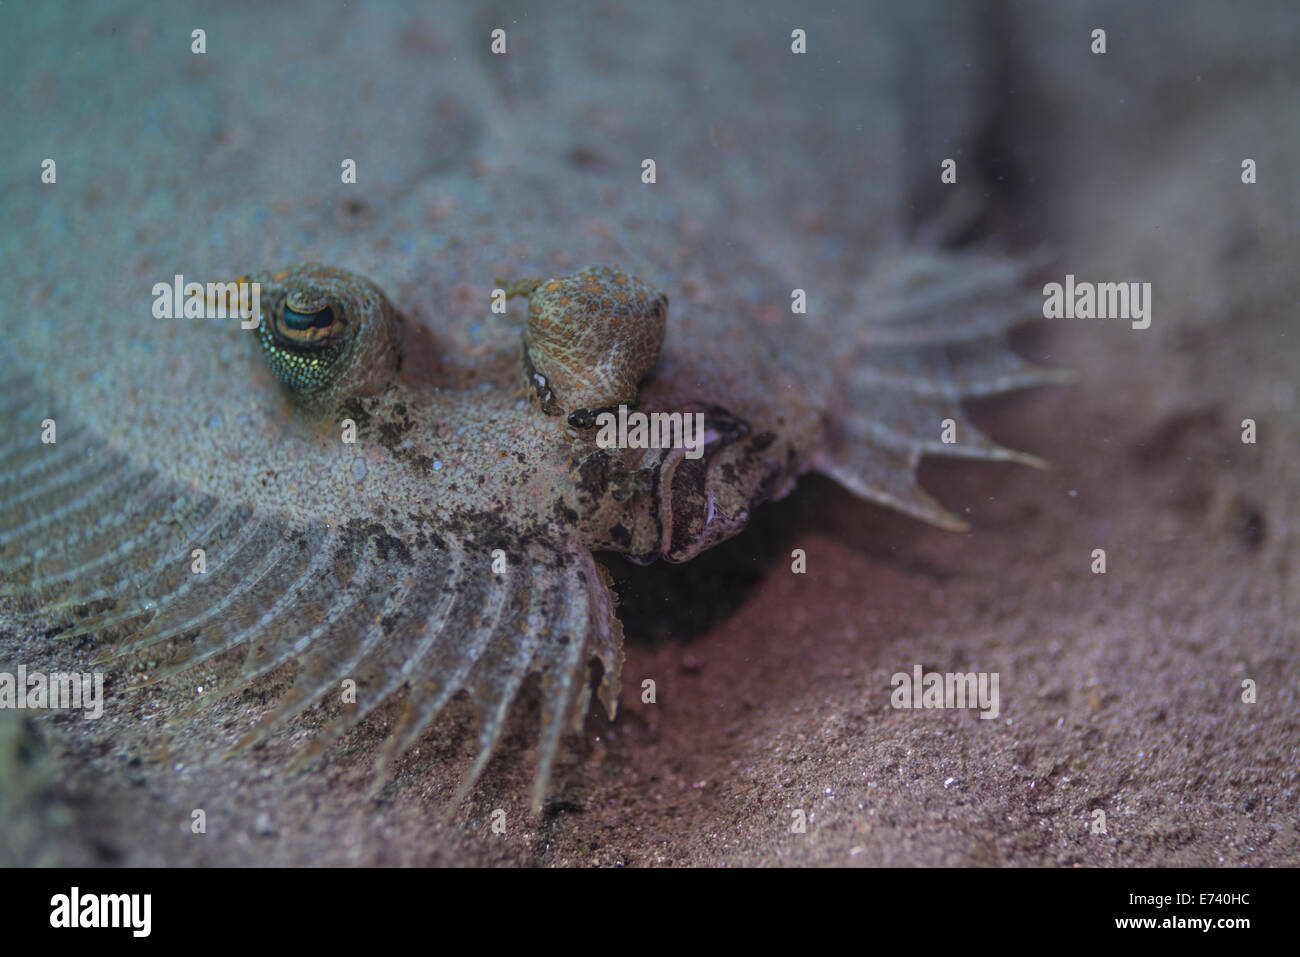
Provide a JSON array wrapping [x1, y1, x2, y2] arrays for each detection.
[[512, 265, 668, 428]]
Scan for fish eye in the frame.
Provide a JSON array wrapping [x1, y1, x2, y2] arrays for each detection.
[[511, 265, 668, 423], [284, 303, 338, 333], [272, 298, 347, 350], [249, 264, 402, 402], [258, 297, 349, 393]]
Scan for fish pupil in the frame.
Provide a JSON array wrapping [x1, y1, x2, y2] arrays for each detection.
[[284, 304, 335, 330]]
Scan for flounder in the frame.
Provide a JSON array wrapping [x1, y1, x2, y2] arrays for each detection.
[[0, 0, 1065, 815], [1, 249, 1063, 812]]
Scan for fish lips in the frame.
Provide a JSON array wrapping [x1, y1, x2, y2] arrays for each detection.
[[647, 403, 757, 563]]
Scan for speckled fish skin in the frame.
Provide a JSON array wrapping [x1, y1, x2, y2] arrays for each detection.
[[0, 1, 1062, 811]]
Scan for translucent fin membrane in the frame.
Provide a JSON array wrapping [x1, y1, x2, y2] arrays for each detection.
[[817, 252, 1065, 527], [0, 363, 624, 814]]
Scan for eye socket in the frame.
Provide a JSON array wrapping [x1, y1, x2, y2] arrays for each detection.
[[519, 265, 667, 420], [248, 264, 403, 402]]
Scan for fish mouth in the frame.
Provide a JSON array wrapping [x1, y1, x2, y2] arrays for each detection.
[[647, 403, 755, 563], [576, 401, 788, 565]]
